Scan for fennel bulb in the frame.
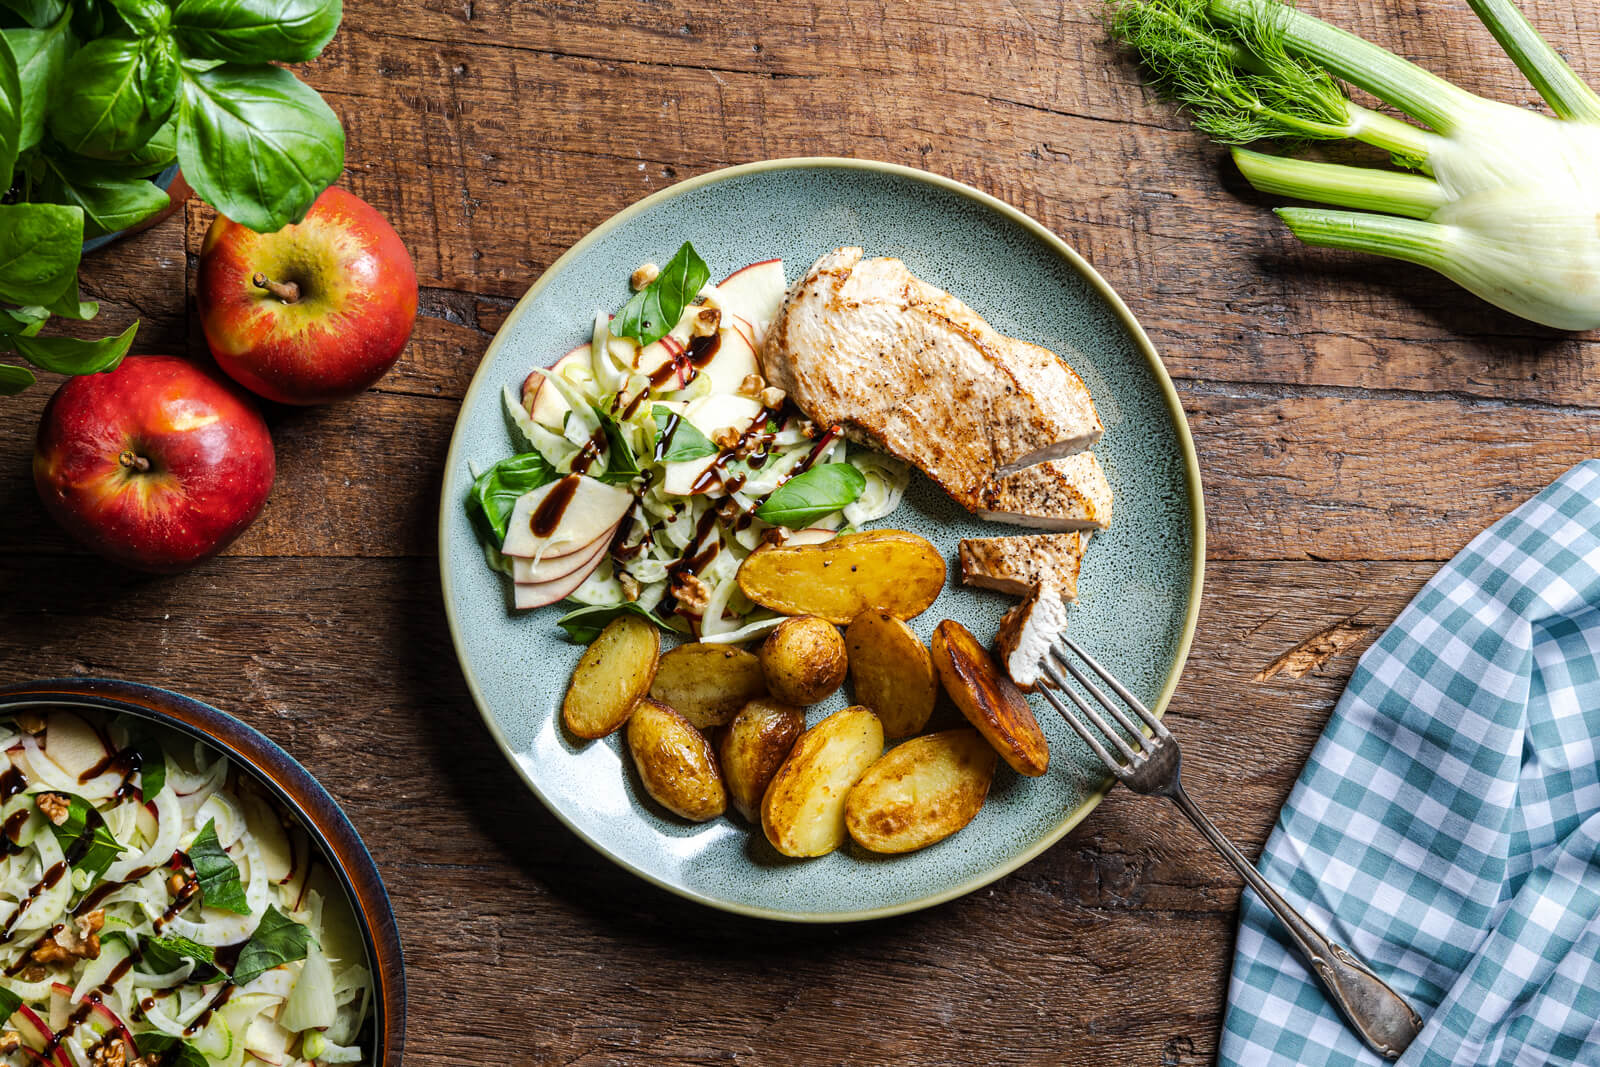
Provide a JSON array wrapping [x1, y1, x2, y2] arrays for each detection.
[[1110, 0, 1600, 330]]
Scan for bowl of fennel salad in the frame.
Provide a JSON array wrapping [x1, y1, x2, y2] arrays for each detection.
[[464, 241, 912, 643], [0, 682, 399, 1067]]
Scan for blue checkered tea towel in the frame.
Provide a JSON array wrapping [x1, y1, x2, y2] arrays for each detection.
[[1222, 459, 1600, 1067]]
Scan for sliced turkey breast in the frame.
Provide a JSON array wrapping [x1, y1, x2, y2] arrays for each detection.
[[761, 247, 1104, 509], [994, 584, 1069, 690], [960, 532, 1090, 600], [974, 452, 1113, 531]]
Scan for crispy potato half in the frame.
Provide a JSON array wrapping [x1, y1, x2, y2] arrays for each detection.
[[760, 616, 848, 706], [761, 706, 884, 857], [719, 699, 806, 822], [845, 612, 938, 737], [560, 614, 661, 739], [626, 698, 726, 821], [736, 530, 945, 624], [649, 643, 767, 729], [931, 620, 1049, 777], [845, 730, 997, 853]]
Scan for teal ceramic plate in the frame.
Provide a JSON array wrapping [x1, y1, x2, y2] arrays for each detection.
[[439, 159, 1204, 922]]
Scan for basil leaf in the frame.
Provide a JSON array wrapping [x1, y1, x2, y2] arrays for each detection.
[[591, 405, 640, 486], [177, 62, 342, 232], [49, 34, 178, 160], [0, 34, 17, 188], [173, 0, 340, 64], [134, 1034, 209, 1067], [0, 0, 66, 28], [651, 404, 717, 463], [41, 161, 168, 238], [43, 284, 97, 320], [127, 728, 165, 797], [108, 0, 167, 34], [0, 202, 81, 306], [44, 793, 124, 881], [187, 818, 249, 915], [466, 452, 556, 543], [556, 602, 680, 645], [12, 319, 135, 375], [140, 934, 218, 980], [0, 984, 21, 1022], [754, 463, 866, 528], [4, 7, 72, 153], [0, 364, 35, 394], [612, 242, 708, 346], [231, 905, 310, 986]]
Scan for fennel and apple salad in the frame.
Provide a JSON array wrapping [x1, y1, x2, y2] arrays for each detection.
[[0, 710, 371, 1067], [466, 242, 911, 644]]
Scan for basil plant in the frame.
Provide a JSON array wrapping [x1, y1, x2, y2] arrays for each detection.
[[0, 0, 346, 394]]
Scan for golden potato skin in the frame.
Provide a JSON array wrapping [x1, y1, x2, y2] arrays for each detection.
[[649, 643, 767, 729], [931, 620, 1049, 777], [846, 730, 997, 853], [845, 612, 937, 737], [736, 530, 946, 624], [761, 706, 884, 857], [626, 698, 727, 821], [759, 616, 848, 706], [719, 699, 806, 822], [561, 614, 661, 739]]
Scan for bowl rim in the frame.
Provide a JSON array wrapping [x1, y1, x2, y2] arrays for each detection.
[[438, 155, 1207, 923], [0, 676, 406, 1064]]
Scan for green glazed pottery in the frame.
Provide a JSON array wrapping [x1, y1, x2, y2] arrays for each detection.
[[440, 158, 1204, 922]]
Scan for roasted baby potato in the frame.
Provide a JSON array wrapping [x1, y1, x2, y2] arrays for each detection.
[[736, 529, 946, 624], [649, 643, 767, 729], [561, 614, 661, 739], [759, 616, 848, 706], [719, 698, 806, 822], [761, 706, 884, 857], [626, 698, 726, 821], [931, 620, 1049, 777], [845, 612, 937, 737], [845, 729, 997, 853]]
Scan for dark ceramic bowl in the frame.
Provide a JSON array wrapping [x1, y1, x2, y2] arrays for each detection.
[[0, 677, 405, 1065]]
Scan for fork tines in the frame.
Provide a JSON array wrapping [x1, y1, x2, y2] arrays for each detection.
[[1037, 635, 1170, 780]]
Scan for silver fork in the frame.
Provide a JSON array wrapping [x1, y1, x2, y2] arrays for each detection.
[[1037, 635, 1425, 1061]]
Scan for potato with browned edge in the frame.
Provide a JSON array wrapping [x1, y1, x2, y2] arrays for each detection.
[[846, 730, 997, 853], [737, 529, 945, 624], [931, 620, 1049, 777], [719, 699, 806, 822], [761, 706, 883, 857], [626, 698, 726, 821], [649, 643, 767, 729], [759, 616, 847, 706], [561, 614, 661, 739], [845, 612, 937, 737]]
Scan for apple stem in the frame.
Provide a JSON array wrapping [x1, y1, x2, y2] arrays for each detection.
[[117, 450, 150, 473], [252, 272, 301, 304]]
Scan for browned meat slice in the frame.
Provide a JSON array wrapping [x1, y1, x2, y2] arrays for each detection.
[[960, 532, 1090, 599], [761, 247, 1104, 509], [974, 452, 1113, 531]]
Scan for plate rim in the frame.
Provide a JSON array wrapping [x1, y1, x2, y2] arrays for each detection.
[[438, 156, 1207, 923]]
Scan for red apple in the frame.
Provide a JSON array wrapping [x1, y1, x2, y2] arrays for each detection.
[[195, 186, 418, 405], [33, 355, 276, 573]]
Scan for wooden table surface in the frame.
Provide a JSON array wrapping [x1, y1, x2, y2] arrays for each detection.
[[5, 1, 1599, 1062]]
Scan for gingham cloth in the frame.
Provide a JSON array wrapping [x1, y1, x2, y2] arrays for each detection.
[[1222, 459, 1600, 1067]]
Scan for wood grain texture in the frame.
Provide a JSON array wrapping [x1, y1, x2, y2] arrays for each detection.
[[3, 0, 1596, 1061]]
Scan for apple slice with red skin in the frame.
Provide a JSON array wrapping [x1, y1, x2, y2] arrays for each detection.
[[43, 711, 110, 779], [523, 346, 591, 430], [713, 259, 786, 345], [501, 476, 632, 559], [513, 537, 613, 610], [13, 1004, 68, 1067], [33, 355, 275, 573], [510, 519, 619, 583], [196, 187, 419, 406]]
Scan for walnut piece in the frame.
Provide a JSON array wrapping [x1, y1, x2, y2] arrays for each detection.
[[33, 908, 103, 965], [90, 1036, 129, 1067], [35, 792, 70, 826], [737, 373, 765, 398], [167, 872, 191, 897], [712, 427, 741, 451], [689, 306, 720, 337], [0, 1032, 20, 1053], [759, 386, 787, 410], [619, 572, 641, 602], [630, 262, 660, 290], [670, 573, 711, 615]]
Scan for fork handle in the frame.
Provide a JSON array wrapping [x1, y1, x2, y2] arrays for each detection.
[[1166, 783, 1424, 1060]]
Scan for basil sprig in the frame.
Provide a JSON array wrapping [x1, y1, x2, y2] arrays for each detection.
[[755, 464, 866, 528], [652, 405, 718, 463], [556, 602, 680, 644], [140, 934, 219, 981], [591, 406, 640, 486], [45, 792, 125, 881], [466, 452, 557, 543], [187, 818, 249, 915], [612, 242, 709, 346], [231, 905, 311, 986]]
